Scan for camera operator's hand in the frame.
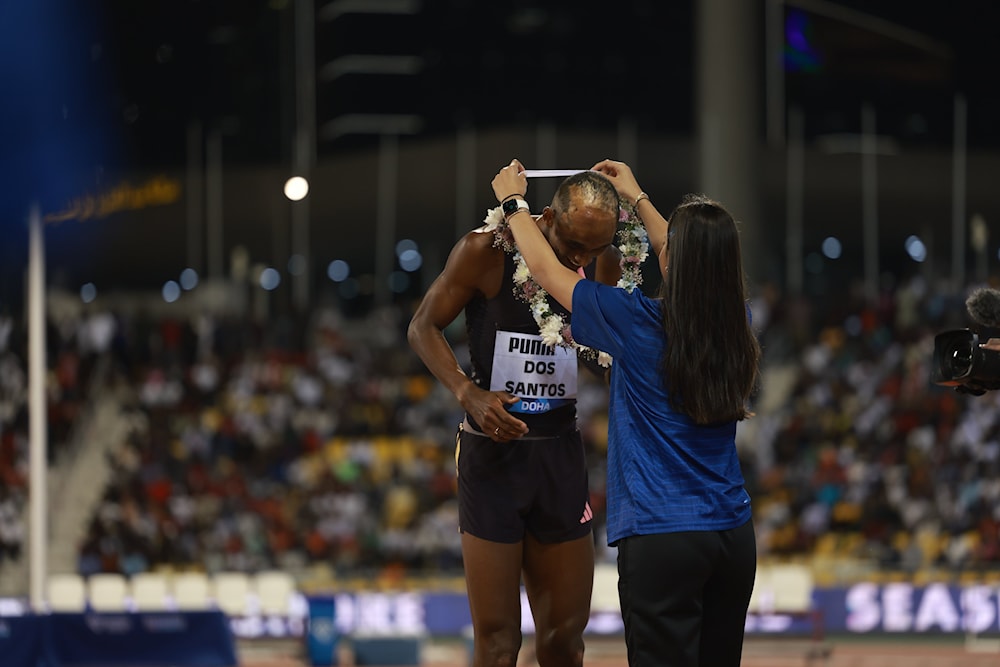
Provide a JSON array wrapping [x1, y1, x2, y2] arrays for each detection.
[[957, 383, 988, 396], [981, 338, 1000, 352]]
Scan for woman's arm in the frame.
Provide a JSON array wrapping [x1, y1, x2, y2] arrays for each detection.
[[491, 159, 582, 312], [591, 158, 669, 257]]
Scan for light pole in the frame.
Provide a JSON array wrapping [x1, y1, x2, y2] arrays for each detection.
[[318, 0, 423, 307], [290, 0, 317, 312]]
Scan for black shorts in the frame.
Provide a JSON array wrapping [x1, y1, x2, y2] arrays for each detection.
[[455, 422, 593, 544]]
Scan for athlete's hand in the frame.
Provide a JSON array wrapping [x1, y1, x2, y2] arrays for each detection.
[[458, 384, 529, 441]]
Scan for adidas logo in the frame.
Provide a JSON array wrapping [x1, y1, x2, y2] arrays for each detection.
[[579, 501, 593, 524]]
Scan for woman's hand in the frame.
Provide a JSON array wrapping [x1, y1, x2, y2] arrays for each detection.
[[492, 159, 528, 203], [591, 158, 643, 204]]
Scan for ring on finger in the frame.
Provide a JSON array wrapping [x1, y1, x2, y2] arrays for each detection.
[[494, 426, 501, 436]]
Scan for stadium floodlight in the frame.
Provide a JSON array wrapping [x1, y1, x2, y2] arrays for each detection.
[[284, 176, 309, 201]]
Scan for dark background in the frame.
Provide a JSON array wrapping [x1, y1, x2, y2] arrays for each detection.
[[2, 0, 999, 311]]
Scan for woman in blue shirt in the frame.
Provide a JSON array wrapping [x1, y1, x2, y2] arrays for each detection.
[[492, 158, 761, 667]]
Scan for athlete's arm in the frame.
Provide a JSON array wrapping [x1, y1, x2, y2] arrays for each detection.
[[408, 231, 529, 439], [593, 243, 623, 288]]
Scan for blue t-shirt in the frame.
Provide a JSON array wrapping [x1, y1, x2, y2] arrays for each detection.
[[572, 280, 752, 545]]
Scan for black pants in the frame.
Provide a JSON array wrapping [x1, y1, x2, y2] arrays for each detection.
[[617, 519, 756, 667]]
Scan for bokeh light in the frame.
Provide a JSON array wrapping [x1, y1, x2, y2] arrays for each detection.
[[80, 283, 97, 304], [283, 176, 309, 201], [259, 267, 281, 290], [328, 260, 350, 282], [162, 280, 181, 303]]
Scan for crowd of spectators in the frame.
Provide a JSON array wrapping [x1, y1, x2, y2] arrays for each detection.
[[0, 304, 109, 567], [743, 274, 1000, 580], [74, 301, 468, 582], [4, 271, 1000, 588]]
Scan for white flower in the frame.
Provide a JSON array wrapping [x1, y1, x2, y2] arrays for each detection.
[[530, 299, 549, 321], [513, 259, 531, 285], [539, 317, 564, 347], [483, 206, 504, 231], [486, 199, 649, 366]]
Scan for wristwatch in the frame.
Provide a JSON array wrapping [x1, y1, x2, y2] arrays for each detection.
[[502, 197, 529, 217]]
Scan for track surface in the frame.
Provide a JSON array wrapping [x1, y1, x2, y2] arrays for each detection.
[[238, 635, 1000, 666]]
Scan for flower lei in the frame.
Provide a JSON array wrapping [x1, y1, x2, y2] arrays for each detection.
[[482, 199, 649, 368]]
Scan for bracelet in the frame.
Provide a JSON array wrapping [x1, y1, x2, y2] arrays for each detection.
[[634, 192, 650, 208], [501, 192, 525, 202]]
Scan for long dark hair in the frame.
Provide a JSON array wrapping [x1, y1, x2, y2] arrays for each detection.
[[658, 194, 761, 425]]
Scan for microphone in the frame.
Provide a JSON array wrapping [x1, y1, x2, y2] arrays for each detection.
[[966, 287, 1000, 329]]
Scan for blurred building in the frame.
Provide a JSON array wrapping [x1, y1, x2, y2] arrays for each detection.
[[2, 0, 1000, 316]]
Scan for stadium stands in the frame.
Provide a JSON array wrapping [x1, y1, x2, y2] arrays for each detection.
[[4, 277, 1000, 604]]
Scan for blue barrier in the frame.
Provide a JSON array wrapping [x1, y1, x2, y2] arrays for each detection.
[[0, 615, 45, 667], [306, 596, 340, 666], [352, 636, 423, 665], [0, 610, 237, 667]]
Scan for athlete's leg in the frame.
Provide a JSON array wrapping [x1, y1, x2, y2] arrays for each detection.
[[521, 532, 594, 667], [462, 533, 524, 667]]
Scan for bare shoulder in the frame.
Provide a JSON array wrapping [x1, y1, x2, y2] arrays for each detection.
[[442, 228, 506, 298], [594, 244, 623, 286]]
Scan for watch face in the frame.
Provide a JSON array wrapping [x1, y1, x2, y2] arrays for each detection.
[[502, 198, 526, 216]]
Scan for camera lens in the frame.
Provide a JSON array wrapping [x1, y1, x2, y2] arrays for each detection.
[[948, 341, 973, 376]]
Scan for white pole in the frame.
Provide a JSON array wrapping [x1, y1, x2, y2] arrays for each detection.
[[206, 128, 224, 280], [292, 0, 316, 311], [617, 116, 638, 167], [186, 120, 204, 275], [972, 214, 988, 283], [765, 0, 785, 149], [861, 104, 879, 303], [27, 203, 47, 610], [375, 133, 399, 307], [535, 122, 558, 204], [786, 106, 804, 296], [952, 94, 967, 290]]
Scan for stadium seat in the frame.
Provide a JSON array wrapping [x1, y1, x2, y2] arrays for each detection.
[[769, 563, 814, 613], [748, 565, 773, 614], [47, 573, 87, 612], [253, 569, 296, 616], [591, 563, 620, 613], [212, 571, 250, 616], [130, 572, 170, 611], [88, 573, 128, 611], [172, 572, 211, 610]]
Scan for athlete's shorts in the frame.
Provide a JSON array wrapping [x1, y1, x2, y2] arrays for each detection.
[[455, 421, 593, 544]]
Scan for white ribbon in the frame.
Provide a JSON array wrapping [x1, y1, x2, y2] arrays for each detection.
[[522, 169, 587, 178]]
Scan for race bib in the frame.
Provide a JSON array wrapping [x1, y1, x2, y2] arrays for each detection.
[[490, 330, 578, 414]]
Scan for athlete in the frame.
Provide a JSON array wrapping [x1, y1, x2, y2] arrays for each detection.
[[408, 169, 622, 667]]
